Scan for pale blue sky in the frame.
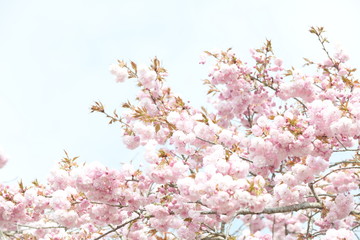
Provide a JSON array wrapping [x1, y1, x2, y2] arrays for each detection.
[[1, 0, 360, 183]]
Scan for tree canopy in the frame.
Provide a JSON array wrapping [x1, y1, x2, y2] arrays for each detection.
[[1, 27, 359, 240]]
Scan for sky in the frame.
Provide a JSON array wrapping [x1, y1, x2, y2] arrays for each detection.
[[1, 0, 360, 183]]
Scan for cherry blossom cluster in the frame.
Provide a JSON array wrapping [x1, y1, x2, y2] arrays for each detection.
[[0, 150, 7, 169], [1, 27, 360, 239]]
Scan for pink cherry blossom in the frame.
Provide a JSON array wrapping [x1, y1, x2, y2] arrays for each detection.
[[2, 27, 360, 239], [109, 64, 129, 83], [0, 150, 7, 168]]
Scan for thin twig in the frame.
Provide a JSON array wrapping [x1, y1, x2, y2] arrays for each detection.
[[196, 136, 216, 145], [308, 183, 321, 203], [196, 136, 253, 163], [306, 213, 314, 238], [332, 149, 359, 152], [220, 222, 225, 233], [108, 224, 122, 239], [17, 224, 67, 230], [313, 166, 360, 184], [93, 217, 140, 240], [330, 160, 360, 168], [335, 136, 348, 150]]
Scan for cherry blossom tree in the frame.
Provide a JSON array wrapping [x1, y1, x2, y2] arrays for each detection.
[[1, 27, 360, 240]]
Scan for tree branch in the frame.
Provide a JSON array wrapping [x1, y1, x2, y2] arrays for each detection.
[[308, 182, 321, 203], [313, 166, 360, 184], [93, 217, 140, 240], [202, 202, 322, 216]]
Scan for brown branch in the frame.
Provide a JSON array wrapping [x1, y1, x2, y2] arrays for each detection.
[[202, 202, 322, 216], [237, 202, 322, 215], [308, 182, 321, 203], [195, 136, 253, 163], [93, 217, 140, 240], [332, 149, 359, 152], [335, 136, 348, 150], [306, 212, 316, 238], [220, 222, 225, 233], [309, 27, 337, 69], [293, 97, 308, 111], [17, 224, 67, 230], [108, 224, 122, 239], [313, 166, 360, 184], [196, 136, 216, 145], [329, 160, 360, 168], [251, 76, 308, 110]]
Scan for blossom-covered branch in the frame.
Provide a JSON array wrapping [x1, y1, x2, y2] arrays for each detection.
[[0, 27, 359, 240]]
